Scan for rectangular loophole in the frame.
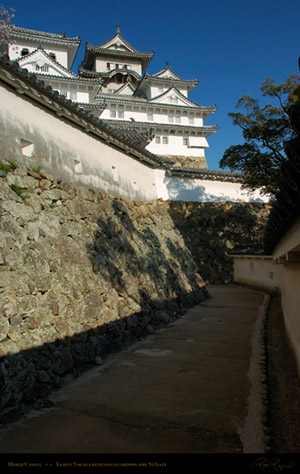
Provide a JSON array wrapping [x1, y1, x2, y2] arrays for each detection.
[[21, 139, 34, 157], [112, 166, 119, 182], [74, 160, 83, 174]]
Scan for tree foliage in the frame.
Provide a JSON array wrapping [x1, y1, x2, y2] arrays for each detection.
[[0, 4, 14, 52], [219, 74, 300, 196]]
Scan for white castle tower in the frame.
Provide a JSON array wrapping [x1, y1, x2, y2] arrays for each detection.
[[9, 25, 217, 169]]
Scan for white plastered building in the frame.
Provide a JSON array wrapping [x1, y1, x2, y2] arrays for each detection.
[[8, 25, 218, 170]]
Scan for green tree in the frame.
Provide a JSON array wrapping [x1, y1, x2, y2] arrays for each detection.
[[219, 74, 300, 196]]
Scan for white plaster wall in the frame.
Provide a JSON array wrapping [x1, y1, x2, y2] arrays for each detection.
[[0, 81, 269, 205], [0, 84, 158, 201], [233, 257, 281, 291], [147, 135, 207, 157], [279, 263, 300, 376], [101, 106, 203, 129], [41, 80, 90, 103], [155, 172, 269, 202], [95, 57, 142, 75], [271, 216, 300, 375]]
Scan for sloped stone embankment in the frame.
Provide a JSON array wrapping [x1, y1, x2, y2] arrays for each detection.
[[0, 160, 209, 422]]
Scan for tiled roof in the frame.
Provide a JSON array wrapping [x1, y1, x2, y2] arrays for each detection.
[[11, 26, 81, 43], [81, 44, 154, 73], [227, 244, 267, 256], [113, 128, 154, 146], [92, 27, 153, 55], [95, 92, 216, 117], [84, 43, 154, 59], [103, 119, 218, 137], [83, 67, 141, 82], [136, 72, 198, 88], [167, 167, 244, 183]]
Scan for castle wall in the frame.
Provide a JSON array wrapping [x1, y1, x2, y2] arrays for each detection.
[[0, 162, 209, 422], [155, 171, 268, 203], [0, 77, 269, 205], [0, 83, 158, 202]]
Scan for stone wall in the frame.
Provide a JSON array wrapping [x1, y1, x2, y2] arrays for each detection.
[[0, 160, 209, 423], [0, 159, 268, 422], [168, 201, 269, 284]]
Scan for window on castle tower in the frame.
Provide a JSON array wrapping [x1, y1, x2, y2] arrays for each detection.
[[162, 136, 168, 144], [155, 136, 161, 144], [21, 48, 29, 57], [147, 112, 153, 121], [107, 63, 111, 70], [35, 64, 49, 72]]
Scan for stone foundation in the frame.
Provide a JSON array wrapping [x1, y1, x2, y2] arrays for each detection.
[[0, 160, 208, 422]]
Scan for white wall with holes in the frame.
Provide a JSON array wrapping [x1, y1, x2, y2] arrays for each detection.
[[0, 83, 158, 201]]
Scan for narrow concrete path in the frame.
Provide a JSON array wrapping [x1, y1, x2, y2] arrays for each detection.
[[0, 285, 265, 454]]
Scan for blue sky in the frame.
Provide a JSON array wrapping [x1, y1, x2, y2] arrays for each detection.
[[6, 0, 300, 170]]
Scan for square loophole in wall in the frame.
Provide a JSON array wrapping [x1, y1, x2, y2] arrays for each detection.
[[21, 139, 34, 157], [74, 160, 83, 174], [112, 165, 119, 182]]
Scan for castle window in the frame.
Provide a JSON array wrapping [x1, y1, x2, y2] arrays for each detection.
[[110, 109, 117, 118], [155, 136, 161, 144], [36, 64, 49, 72], [147, 112, 153, 121], [107, 63, 111, 70], [168, 114, 174, 123], [21, 48, 29, 57], [118, 111, 124, 118], [183, 137, 189, 146], [189, 116, 194, 124], [162, 136, 168, 144], [49, 52, 56, 61]]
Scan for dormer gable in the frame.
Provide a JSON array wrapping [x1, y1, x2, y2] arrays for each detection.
[[150, 87, 199, 107], [17, 48, 75, 78], [114, 82, 136, 96], [153, 62, 183, 81], [96, 25, 142, 53]]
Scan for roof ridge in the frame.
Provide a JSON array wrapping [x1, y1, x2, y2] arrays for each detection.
[[12, 25, 81, 42]]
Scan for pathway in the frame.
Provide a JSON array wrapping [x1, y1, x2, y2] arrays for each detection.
[[0, 285, 266, 454]]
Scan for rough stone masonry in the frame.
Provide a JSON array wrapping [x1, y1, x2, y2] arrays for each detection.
[[0, 159, 268, 423]]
